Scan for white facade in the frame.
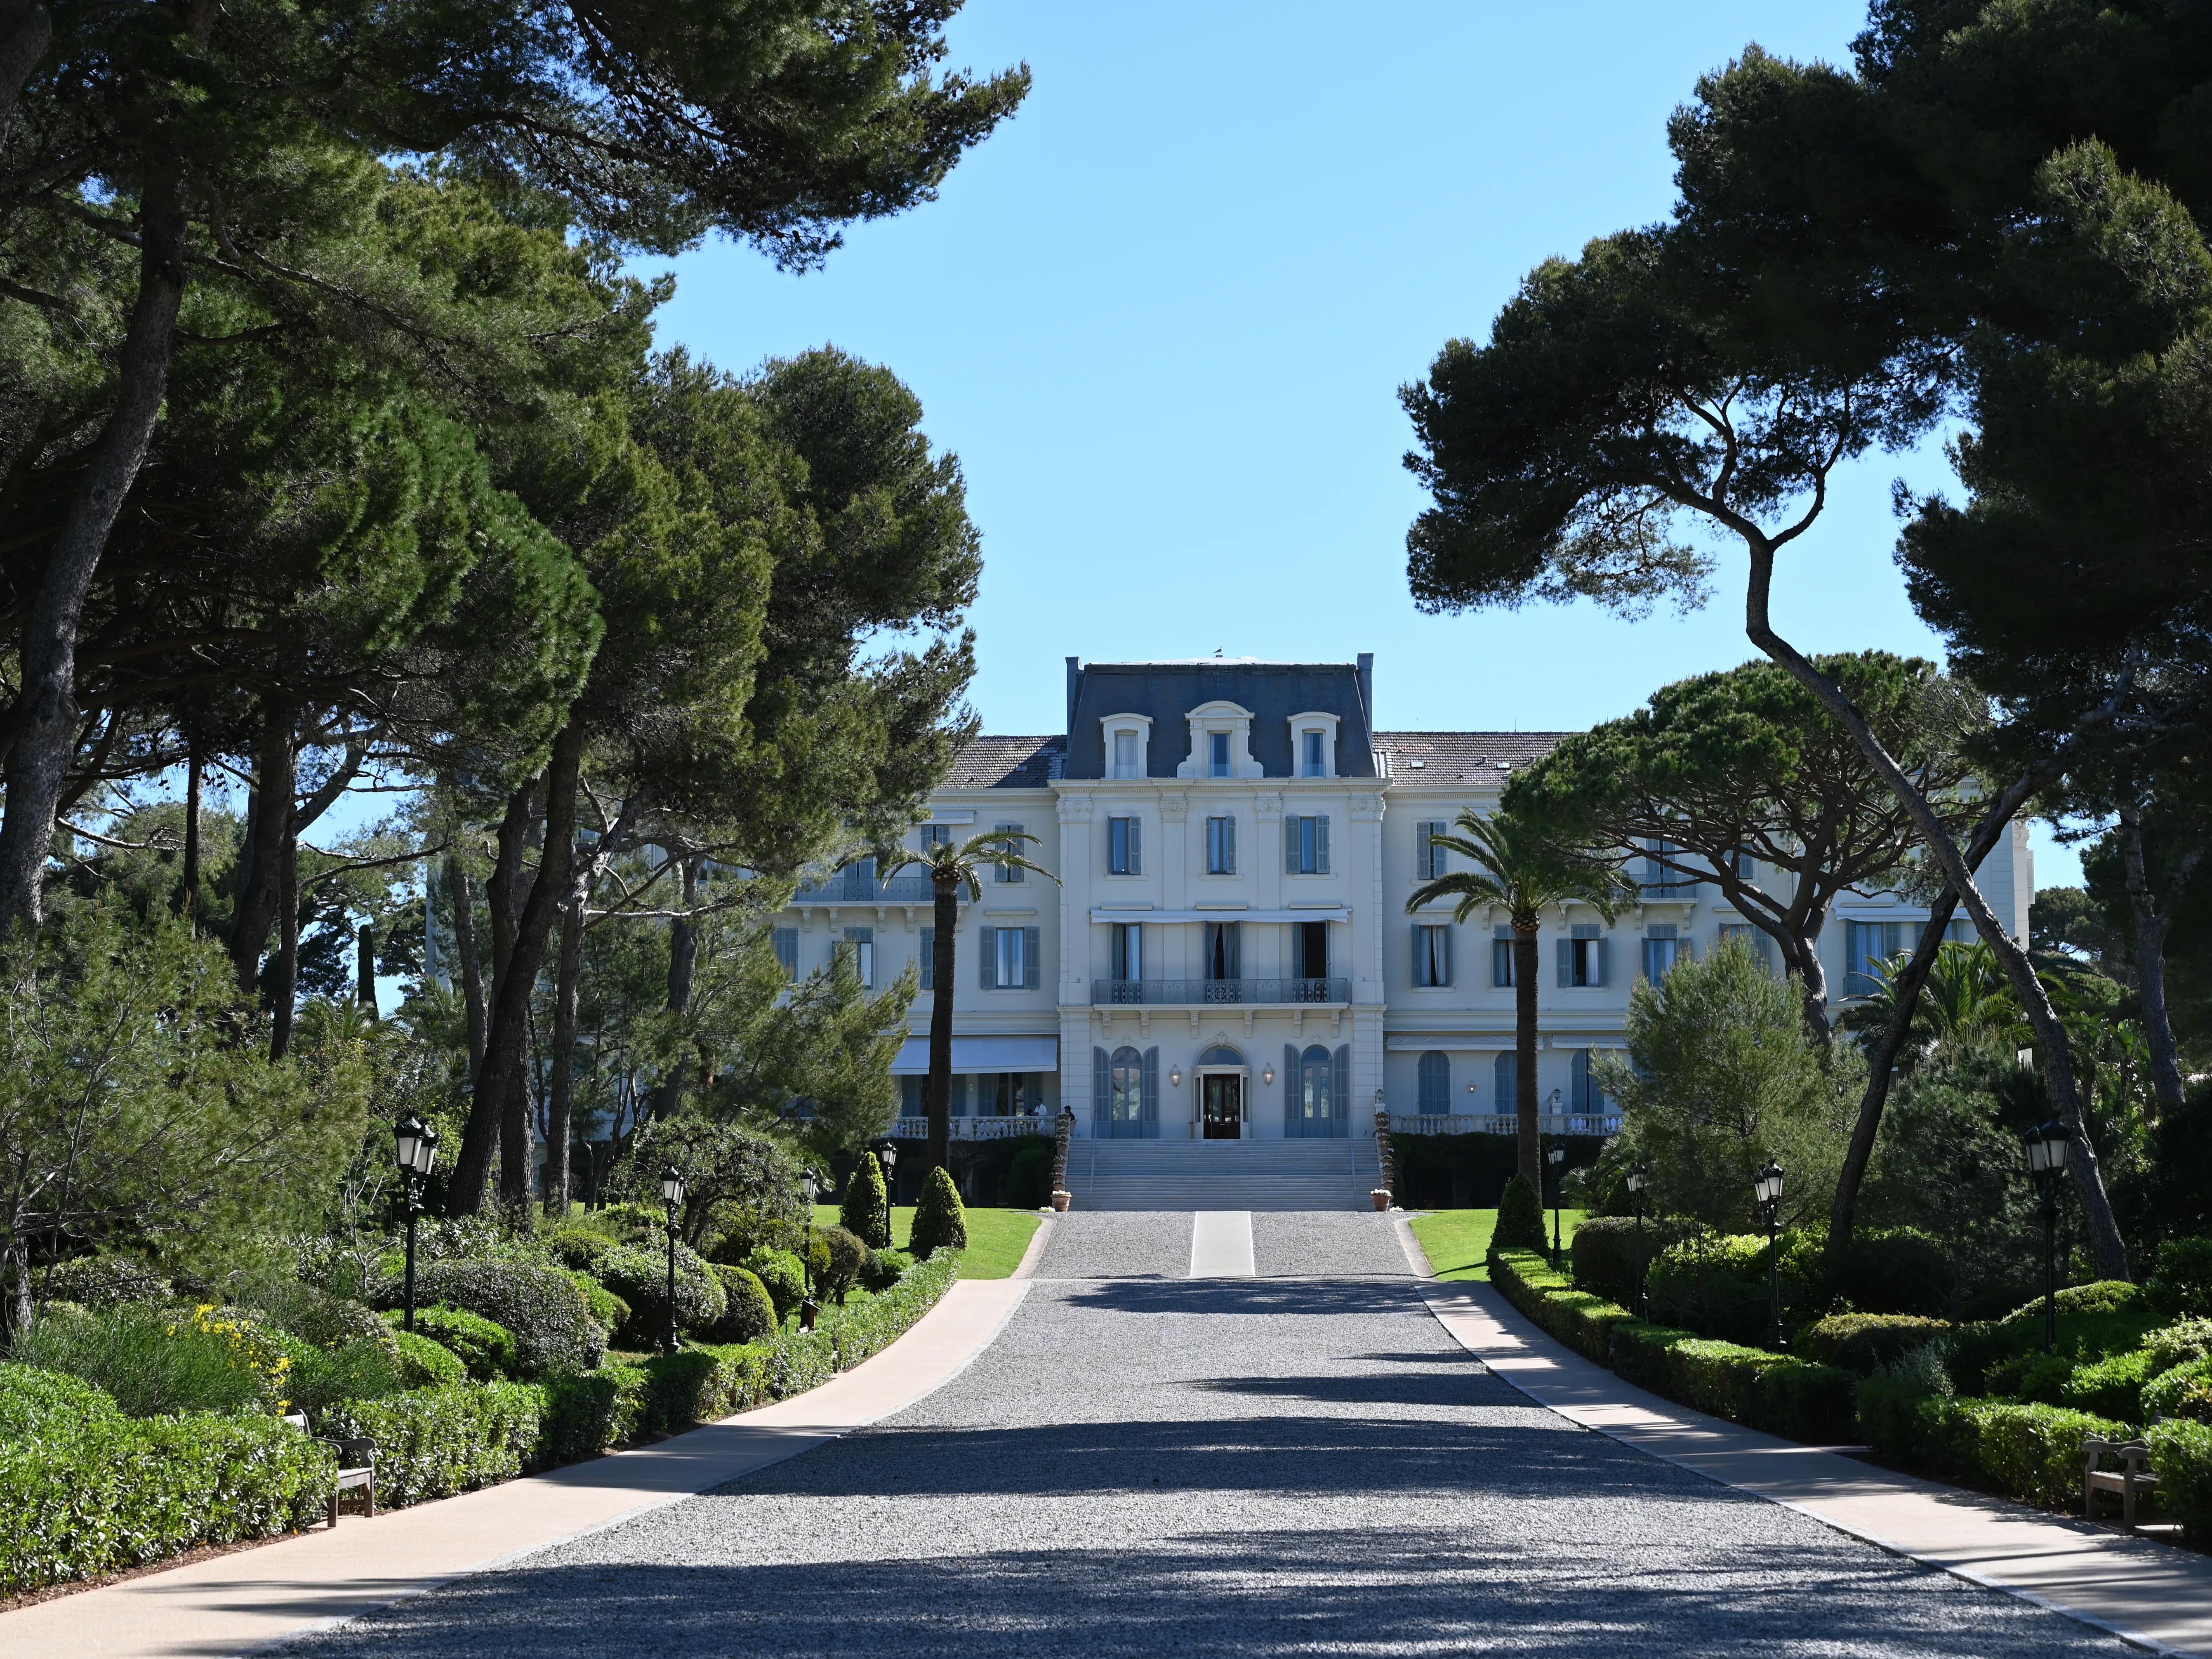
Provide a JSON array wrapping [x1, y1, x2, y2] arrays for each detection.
[[773, 657, 2032, 1142]]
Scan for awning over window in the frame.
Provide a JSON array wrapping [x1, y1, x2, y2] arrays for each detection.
[[891, 1035, 1059, 1075]]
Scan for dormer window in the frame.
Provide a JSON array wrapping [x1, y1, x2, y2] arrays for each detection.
[[1302, 731, 1324, 777], [1209, 731, 1231, 777], [1178, 701, 1257, 779], [1102, 714, 1152, 779], [1115, 731, 1139, 778], [1287, 712, 1339, 779]]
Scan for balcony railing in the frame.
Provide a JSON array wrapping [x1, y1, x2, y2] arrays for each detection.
[[793, 871, 940, 904], [1388, 1111, 1623, 1137], [1090, 976, 1350, 1007], [889, 1115, 1048, 1141]]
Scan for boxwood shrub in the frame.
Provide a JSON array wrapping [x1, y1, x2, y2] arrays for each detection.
[[385, 1305, 518, 1381], [1795, 1314, 1953, 1374], [705, 1265, 777, 1345], [391, 1329, 467, 1390], [2144, 1355, 2212, 1424], [744, 1247, 807, 1322], [1857, 1389, 2126, 1510], [2148, 1419, 2212, 1543], [405, 1261, 598, 1378], [560, 1238, 724, 1349], [1570, 1216, 1694, 1310], [537, 1366, 649, 1466], [318, 1382, 542, 1506]]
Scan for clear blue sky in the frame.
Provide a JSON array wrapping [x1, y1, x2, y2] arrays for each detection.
[[639, 1, 2082, 888]]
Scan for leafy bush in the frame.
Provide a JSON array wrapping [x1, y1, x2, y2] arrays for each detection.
[[744, 1247, 807, 1322], [706, 1265, 777, 1345], [12, 1303, 285, 1417], [1857, 1391, 2127, 1510], [1571, 1215, 1694, 1308], [0, 1360, 122, 1441], [860, 1249, 911, 1294], [2146, 1319, 2212, 1374], [2150, 1237, 2212, 1318], [703, 1205, 809, 1265], [1795, 1314, 1953, 1374], [909, 1166, 968, 1261], [37, 1255, 172, 1310], [2144, 1356, 2212, 1424], [226, 1277, 396, 1360], [557, 1237, 724, 1349], [2061, 1348, 2158, 1423], [1828, 1228, 1953, 1318], [819, 1225, 867, 1303], [1493, 1174, 1545, 1251], [1952, 1297, 2164, 1395], [390, 1330, 466, 1390], [1647, 1233, 1798, 1346], [0, 1409, 336, 1595], [638, 1343, 775, 1431], [405, 1261, 598, 1378], [841, 1152, 890, 1249], [2147, 1419, 2212, 1543], [565, 1270, 629, 1335], [284, 1337, 407, 1418], [1004, 1141, 1052, 1209], [772, 1251, 960, 1396], [389, 1306, 518, 1381], [1999, 1280, 2141, 1325], [537, 1366, 648, 1465], [319, 1382, 542, 1506]]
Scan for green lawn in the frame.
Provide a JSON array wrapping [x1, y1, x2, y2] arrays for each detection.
[[1405, 1207, 1588, 1281], [811, 1204, 1042, 1280]]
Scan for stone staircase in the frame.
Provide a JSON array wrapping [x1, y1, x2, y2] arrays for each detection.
[[1074, 1138, 1380, 1211]]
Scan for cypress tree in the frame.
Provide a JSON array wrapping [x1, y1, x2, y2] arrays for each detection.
[[841, 1153, 891, 1251], [1493, 1174, 1548, 1253]]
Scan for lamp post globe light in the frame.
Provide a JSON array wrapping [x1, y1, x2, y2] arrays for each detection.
[[1754, 1159, 1786, 1350], [1626, 1160, 1649, 1315], [392, 1114, 438, 1333], [660, 1166, 686, 1356], [799, 1169, 822, 1331], [2025, 1120, 2071, 1355]]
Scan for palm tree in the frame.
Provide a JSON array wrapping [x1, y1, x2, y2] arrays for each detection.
[[882, 828, 1057, 1176], [1841, 939, 2021, 1060], [1407, 808, 1632, 1188]]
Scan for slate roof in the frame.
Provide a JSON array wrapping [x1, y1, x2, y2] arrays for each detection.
[[942, 735, 1064, 789], [1064, 660, 1376, 779], [1371, 731, 1573, 782]]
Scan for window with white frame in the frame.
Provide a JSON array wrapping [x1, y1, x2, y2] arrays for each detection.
[[992, 821, 1024, 882], [1208, 731, 1231, 778], [1413, 924, 1452, 987], [1301, 730, 1325, 777], [839, 926, 874, 988], [1845, 919, 1906, 995], [1108, 815, 1141, 875], [1492, 925, 1515, 987], [1571, 1048, 1601, 1112], [1206, 814, 1235, 874], [1641, 838, 1699, 898], [919, 926, 934, 989], [920, 823, 952, 848], [1114, 730, 1140, 778], [1284, 814, 1329, 874], [980, 924, 1040, 989], [1558, 923, 1606, 987], [1203, 921, 1241, 982]]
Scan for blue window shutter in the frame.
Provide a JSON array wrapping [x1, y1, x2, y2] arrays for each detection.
[[1317, 815, 1330, 874], [1224, 815, 1235, 873], [1093, 1046, 1110, 1123], [1495, 1049, 1517, 1110], [1023, 927, 1041, 989], [1556, 937, 1571, 987], [1440, 926, 1452, 987], [1284, 1044, 1300, 1135], [980, 926, 998, 988], [1332, 1044, 1350, 1127], [1225, 921, 1240, 979], [1142, 1047, 1159, 1125], [1285, 817, 1298, 873], [1412, 925, 1426, 987], [919, 927, 933, 990]]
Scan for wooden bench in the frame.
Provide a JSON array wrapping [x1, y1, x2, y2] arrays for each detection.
[[2084, 1435, 2158, 1531], [283, 1414, 378, 1527]]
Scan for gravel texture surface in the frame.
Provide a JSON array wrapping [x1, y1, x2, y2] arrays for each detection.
[[1032, 1208, 1193, 1279], [1251, 1210, 1411, 1277], [283, 1216, 2120, 1659]]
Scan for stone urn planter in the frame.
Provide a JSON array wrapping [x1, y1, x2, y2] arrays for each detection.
[[1050, 1190, 1072, 1212], [1371, 1189, 1392, 1212]]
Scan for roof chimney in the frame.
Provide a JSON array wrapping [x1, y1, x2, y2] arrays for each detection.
[[1065, 656, 1081, 735]]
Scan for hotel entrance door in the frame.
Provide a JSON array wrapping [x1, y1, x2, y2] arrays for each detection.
[[1201, 1073, 1242, 1139]]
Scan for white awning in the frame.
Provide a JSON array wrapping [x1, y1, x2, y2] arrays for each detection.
[[891, 1035, 1059, 1075]]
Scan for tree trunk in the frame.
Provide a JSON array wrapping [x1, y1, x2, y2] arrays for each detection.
[[0, 0, 52, 151], [177, 745, 203, 925], [1512, 922, 1541, 1190], [445, 855, 487, 1084], [447, 725, 583, 1216], [448, 782, 537, 1212], [928, 875, 957, 1176], [356, 921, 377, 1018], [1744, 539, 2131, 1280], [0, 152, 190, 930], [229, 703, 294, 997], [268, 818, 300, 1059], [546, 900, 584, 1218], [2119, 804, 2192, 1116], [653, 853, 700, 1120], [500, 1042, 534, 1218]]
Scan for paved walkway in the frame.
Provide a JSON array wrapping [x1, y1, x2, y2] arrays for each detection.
[[273, 1213, 2134, 1658]]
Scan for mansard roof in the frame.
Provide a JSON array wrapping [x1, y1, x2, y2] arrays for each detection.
[[1371, 731, 1571, 781], [942, 734, 1065, 789], [1064, 659, 1377, 779]]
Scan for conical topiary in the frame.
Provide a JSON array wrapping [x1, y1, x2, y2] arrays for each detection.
[[840, 1152, 891, 1249], [1492, 1174, 1548, 1253], [909, 1165, 968, 1260]]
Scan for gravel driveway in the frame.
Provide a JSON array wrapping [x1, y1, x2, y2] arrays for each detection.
[[282, 1214, 2120, 1658]]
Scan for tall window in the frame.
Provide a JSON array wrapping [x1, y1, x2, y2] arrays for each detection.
[[1284, 814, 1329, 874], [839, 927, 874, 989], [1110, 922, 1142, 982], [1112, 729, 1140, 778], [919, 927, 934, 990], [1300, 1044, 1333, 1122], [1209, 731, 1231, 777], [1302, 730, 1325, 777], [1108, 815, 1141, 875], [1206, 815, 1236, 874], [1731, 846, 1757, 880], [1293, 920, 1328, 979], [1417, 820, 1447, 880], [772, 927, 798, 977], [980, 925, 1040, 989], [1717, 922, 1773, 971], [1571, 1049, 1598, 1112], [1641, 838, 1698, 898], [1845, 919, 1908, 995], [1417, 1050, 1450, 1114], [1642, 923, 1689, 980], [1203, 921, 1241, 981], [1559, 924, 1605, 987], [992, 821, 1023, 881], [921, 823, 952, 848], [1413, 924, 1451, 987], [1492, 925, 1515, 987], [1493, 1049, 1518, 1112], [1110, 1046, 1144, 1123]]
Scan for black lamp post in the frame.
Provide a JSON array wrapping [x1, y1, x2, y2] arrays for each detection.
[[872, 1138, 900, 1247], [1754, 1159, 1786, 1350], [393, 1114, 438, 1333], [1546, 1143, 1566, 1270], [2025, 1120, 2070, 1355], [659, 1165, 686, 1355], [799, 1168, 822, 1331], [1626, 1160, 1649, 1316]]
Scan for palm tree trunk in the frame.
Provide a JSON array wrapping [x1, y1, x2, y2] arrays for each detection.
[[1512, 925, 1541, 1189], [928, 875, 958, 1176]]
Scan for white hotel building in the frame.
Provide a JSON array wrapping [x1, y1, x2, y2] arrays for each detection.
[[773, 656, 2031, 1178]]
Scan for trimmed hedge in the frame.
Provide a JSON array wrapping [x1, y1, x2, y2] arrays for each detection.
[[2143, 1355, 2212, 1424], [406, 1261, 598, 1378], [318, 1382, 542, 1506], [819, 1225, 867, 1304], [385, 1305, 518, 1381], [773, 1251, 960, 1396], [1571, 1215, 1694, 1310], [0, 1358, 122, 1439], [1857, 1387, 2125, 1510], [1489, 1249, 1856, 1444], [1795, 1314, 1952, 1374], [391, 1329, 467, 1389], [538, 1367, 648, 1466], [564, 1238, 725, 1349], [0, 1404, 335, 1595], [2148, 1419, 2212, 1543]]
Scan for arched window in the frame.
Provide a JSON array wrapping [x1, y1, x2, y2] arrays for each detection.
[[1198, 1044, 1243, 1068], [1300, 1043, 1332, 1122], [1110, 1046, 1144, 1124], [1417, 1051, 1450, 1114], [1494, 1049, 1517, 1113]]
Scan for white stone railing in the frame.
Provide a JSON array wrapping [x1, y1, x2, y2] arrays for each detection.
[[890, 1116, 1049, 1141], [1387, 1112, 1622, 1137]]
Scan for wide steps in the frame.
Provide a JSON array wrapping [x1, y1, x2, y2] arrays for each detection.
[[1076, 1139, 1378, 1211]]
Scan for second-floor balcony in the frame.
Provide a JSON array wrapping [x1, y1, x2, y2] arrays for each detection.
[[1388, 1111, 1623, 1137], [792, 870, 941, 905], [1091, 976, 1350, 1007]]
